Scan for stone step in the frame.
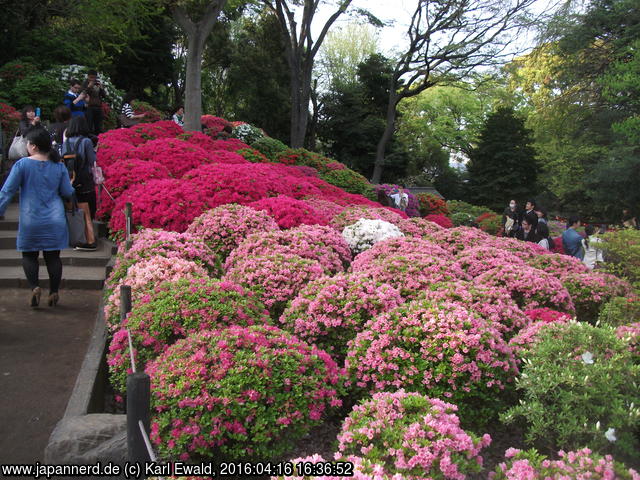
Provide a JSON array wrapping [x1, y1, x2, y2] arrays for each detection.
[[0, 265, 107, 289], [0, 240, 115, 267]]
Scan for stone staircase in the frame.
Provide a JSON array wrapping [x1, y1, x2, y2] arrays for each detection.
[[0, 202, 115, 289]]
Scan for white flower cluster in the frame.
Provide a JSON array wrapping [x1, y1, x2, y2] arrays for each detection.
[[342, 218, 404, 255], [51, 64, 123, 107], [232, 123, 264, 144]]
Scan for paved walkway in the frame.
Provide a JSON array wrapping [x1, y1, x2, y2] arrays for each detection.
[[0, 288, 101, 464]]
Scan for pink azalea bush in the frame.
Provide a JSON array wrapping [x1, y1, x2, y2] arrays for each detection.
[[200, 114, 232, 136], [97, 159, 172, 220], [561, 272, 633, 323], [351, 236, 452, 263], [616, 322, 640, 356], [490, 448, 640, 480], [223, 254, 326, 318], [474, 264, 575, 313], [455, 246, 528, 278], [508, 314, 571, 360], [225, 226, 352, 275], [279, 273, 404, 362], [147, 325, 343, 460], [337, 391, 491, 480], [346, 299, 518, 416], [397, 217, 443, 237], [103, 256, 208, 330], [107, 277, 270, 393], [424, 214, 453, 228], [420, 281, 529, 336], [248, 195, 329, 229], [525, 251, 589, 277], [134, 138, 215, 177], [186, 204, 279, 260], [105, 229, 220, 291], [426, 226, 492, 254], [331, 205, 406, 231], [303, 196, 345, 220]]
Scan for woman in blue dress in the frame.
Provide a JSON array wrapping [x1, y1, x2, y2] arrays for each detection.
[[0, 128, 75, 307]]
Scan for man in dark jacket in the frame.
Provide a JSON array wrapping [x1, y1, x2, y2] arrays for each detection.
[[523, 199, 538, 232], [82, 70, 106, 135]]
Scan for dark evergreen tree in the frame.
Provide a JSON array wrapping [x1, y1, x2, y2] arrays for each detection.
[[466, 107, 538, 211]]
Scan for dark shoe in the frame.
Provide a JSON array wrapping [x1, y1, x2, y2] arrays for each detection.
[[30, 287, 41, 307], [75, 242, 98, 251], [48, 292, 59, 307]]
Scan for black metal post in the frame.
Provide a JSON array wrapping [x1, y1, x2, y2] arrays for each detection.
[[126, 372, 151, 464], [125, 202, 133, 251], [120, 285, 132, 322]]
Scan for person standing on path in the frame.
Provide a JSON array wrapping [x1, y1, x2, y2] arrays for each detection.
[[62, 78, 87, 118], [562, 215, 584, 260], [0, 128, 75, 307], [82, 70, 106, 135], [502, 199, 520, 237]]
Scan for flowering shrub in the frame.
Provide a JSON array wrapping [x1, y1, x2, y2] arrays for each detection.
[[501, 322, 640, 458], [103, 256, 208, 330], [134, 138, 214, 177], [508, 313, 570, 360], [601, 228, 640, 291], [561, 272, 632, 323], [0, 102, 21, 131], [207, 150, 248, 164], [210, 138, 251, 152], [107, 278, 270, 393], [105, 229, 221, 290], [201, 115, 232, 136], [476, 212, 502, 235], [248, 195, 329, 229], [491, 236, 548, 259], [525, 251, 588, 277], [225, 226, 352, 275], [450, 212, 476, 227], [236, 147, 269, 163], [186, 204, 279, 260], [96, 140, 138, 167], [131, 100, 163, 123], [331, 205, 406, 231], [231, 122, 264, 143], [279, 273, 404, 362], [346, 299, 518, 417], [424, 214, 453, 228], [446, 200, 492, 219], [223, 254, 325, 318], [147, 325, 343, 460], [427, 226, 491, 254], [337, 391, 491, 480], [109, 179, 217, 239], [490, 448, 640, 480], [616, 322, 640, 356], [275, 148, 333, 171], [420, 281, 529, 336], [97, 159, 172, 219], [524, 307, 573, 324], [251, 136, 288, 160], [415, 193, 449, 216], [598, 296, 640, 327], [455, 246, 527, 278], [177, 131, 217, 149], [396, 217, 443, 237], [474, 264, 575, 313], [319, 169, 376, 200], [352, 236, 452, 263], [303, 197, 344, 220], [342, 219, 404, 255], [351, 251, 464, 299]]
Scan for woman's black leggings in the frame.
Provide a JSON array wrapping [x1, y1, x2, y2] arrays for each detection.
[[22, 251, 62, 293]]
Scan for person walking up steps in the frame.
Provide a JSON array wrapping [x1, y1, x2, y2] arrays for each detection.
[[0, 128, 75, 307]]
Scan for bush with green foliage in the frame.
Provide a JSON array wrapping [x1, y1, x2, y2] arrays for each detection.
[[231, 122, 264, 144], [250, 136, 288, 161], [450, 211, 476, 227], [598, 296, 640, 327], [501, 322, 640, 458], [446, 200, 493, 219], [319, 169, 376, 200], [601, 228, 640, 292]]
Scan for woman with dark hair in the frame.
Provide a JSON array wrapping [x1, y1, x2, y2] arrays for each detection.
[[502, 199, 520, 237], [172, 105, 184, 127], [582, 224, 603, 269], [536, 222, 554, 250], [515, 218, 538, 243], [18, 105, 42, 136], [50, 105, 72, 152], [62, 116, 97, 251], [0, 128, 74, 307]]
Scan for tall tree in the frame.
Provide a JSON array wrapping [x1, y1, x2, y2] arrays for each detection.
[[171, 0, 228, 131], [466, 107, 538, 211], [370, 0, 537, 183], [262, 0, 356, 147]]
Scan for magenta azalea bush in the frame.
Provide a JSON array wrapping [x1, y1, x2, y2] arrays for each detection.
[[346, 299, 518, 417], [147, 325, 343, 460], [248, 195, 329, 229], [561, 272, 632, 323], [186, 204, 279, 260], [303, 196, 345, 220], [490, 447, 640, 480], [424, 214, 453, 228], [223, 254, 326, 318], [104, 256, 208, 330], [134, 138, 216, 177], [225, 226, 352, 275], [279, 273, 404, 362], [105, 229, 220, 290], [107, 278, 270, 394], [474, 264, 575, 313], [96, 140, 138, 168], [420, 281, 529, 336], [337, 391, 491, 480]]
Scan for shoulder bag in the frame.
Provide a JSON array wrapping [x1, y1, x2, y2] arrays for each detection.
[[65, 195, 86, 248], [8, 131, 28, 161]]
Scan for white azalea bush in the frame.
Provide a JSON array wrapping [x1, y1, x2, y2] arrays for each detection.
[[501, 321, 640, 458], [342, 218, 404, 255]]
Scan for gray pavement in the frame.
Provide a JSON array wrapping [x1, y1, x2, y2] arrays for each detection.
[[0, 288, 101, 464]]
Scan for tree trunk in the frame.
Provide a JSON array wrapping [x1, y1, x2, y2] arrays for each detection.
[[371, 92, 399, 184], [183, 32, 206, 131]]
